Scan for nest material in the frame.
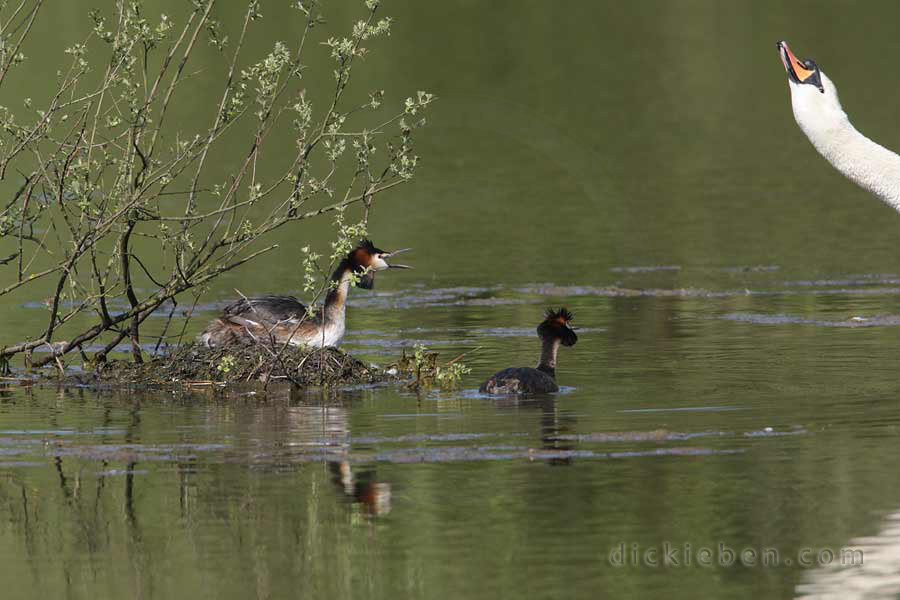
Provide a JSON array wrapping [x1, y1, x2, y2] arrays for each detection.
[[90, 343, 392, 387]]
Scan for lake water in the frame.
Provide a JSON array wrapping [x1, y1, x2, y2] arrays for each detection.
[[4, 1, 900, 598]]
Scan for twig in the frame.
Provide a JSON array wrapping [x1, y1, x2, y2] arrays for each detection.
[[446, 347, 482, 365], [153, 297, 178, 356]]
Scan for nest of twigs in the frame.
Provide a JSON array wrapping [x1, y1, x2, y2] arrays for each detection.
[[86, 343, 394, 387]]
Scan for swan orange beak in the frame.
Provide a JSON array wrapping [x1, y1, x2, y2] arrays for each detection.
[[777, 41, 824, 92]]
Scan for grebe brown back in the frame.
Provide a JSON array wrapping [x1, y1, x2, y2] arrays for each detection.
[[199, 240, 410, 348], [479, 308, 578, 395]]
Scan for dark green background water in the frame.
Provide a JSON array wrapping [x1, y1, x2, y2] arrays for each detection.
[[4, 1, 900, 598]]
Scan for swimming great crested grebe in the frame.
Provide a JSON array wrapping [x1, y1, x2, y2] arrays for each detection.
[[199, 240, 410, 348], [777, 41, 900, 212], [479, 308, 578, 395]]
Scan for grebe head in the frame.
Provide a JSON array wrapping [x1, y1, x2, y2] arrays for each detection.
[[537, 307, 577, 346], [777, 41, 845, 131], [350, 239, 412, 289]]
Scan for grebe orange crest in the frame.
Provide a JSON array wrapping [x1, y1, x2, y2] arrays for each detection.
[[198, 240, 411, 348]]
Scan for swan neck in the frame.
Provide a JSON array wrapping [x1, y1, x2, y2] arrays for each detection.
[[796, 106, 900, 212]]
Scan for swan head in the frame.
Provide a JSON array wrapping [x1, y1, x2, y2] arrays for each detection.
[[777, 41, 846, 134]]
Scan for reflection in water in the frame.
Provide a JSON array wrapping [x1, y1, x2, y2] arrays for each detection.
[[493, 397, 578, 466], [330, 461, 392, 516], [2, 362, 900, 599], [244, 391, 394, 515], [0, 388, 404, 597], [798, 511, 900, 600], [536, 398, 577, 467], [3, 3, 900, 597]]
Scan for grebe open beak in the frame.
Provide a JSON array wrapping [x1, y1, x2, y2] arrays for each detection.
[[385, 247, 412, 269]]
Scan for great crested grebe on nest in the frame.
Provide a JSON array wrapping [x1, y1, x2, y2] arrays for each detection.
[[199, 240, 410, 348]]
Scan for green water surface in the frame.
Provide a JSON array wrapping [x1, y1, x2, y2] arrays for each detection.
[[3, 1, 900, 598]]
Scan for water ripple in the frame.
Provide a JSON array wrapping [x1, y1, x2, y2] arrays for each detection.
[[721, 313, 900, 327]]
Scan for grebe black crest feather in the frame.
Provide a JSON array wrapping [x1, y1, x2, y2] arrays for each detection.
[[357, 239, 379, 253], [545, 307, 573, 322], [349, 240, 382, 289], [537, 306, 577, 347]]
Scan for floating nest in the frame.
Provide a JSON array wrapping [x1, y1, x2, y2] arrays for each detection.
[[85, 343, 396, 387]]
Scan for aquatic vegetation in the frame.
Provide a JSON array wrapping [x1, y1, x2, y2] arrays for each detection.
[[396, 343, 472, 391], [435, 361, 471, 389], [216, 354, 237, 375], [0, 0, 433, 369]]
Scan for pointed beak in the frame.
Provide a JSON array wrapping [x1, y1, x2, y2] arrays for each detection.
[[777, 40, 823, 92], [777, 41, 803, 84], [385, 247, 412, 269]]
